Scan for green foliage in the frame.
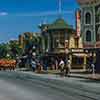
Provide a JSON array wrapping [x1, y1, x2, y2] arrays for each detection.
[[0, 43, 9, 58], [23, 32, 42, 54], [0, 32, 43, 59], [8, 40, 23, 59]]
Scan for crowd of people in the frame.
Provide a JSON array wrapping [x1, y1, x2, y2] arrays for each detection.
[[29, 54, 71, 76], [17, 50, 96, 76], [15, 46, 71, 76]]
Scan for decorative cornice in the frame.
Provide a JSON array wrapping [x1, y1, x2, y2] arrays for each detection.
[[96, 41, 100, 48], [77, 0, 99, 5], [83, 43, 95, 48]]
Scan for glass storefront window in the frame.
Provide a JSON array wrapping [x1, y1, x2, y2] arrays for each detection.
[[72, 56, 84, 65]]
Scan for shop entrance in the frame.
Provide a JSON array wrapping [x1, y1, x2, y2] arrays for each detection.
[[72, 56, 84, 69], [96, 49, 100, 73]]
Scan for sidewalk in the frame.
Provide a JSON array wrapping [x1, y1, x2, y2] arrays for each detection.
[[70, 73, 100, 81], [36, 70, 100, 81], [16, 68, 100, 81]]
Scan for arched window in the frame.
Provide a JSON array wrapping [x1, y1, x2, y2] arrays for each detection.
[[96, 8, 100, 22], [85, 12, 91, 24], [86, 30, 91, 42]]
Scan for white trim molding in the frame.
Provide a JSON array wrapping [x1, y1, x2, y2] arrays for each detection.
[[84, 10, 93, 25], [85, 29, 92, 42]]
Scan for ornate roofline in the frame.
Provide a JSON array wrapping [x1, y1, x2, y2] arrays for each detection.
[[39, 18, 74, 30], [77, 0, 99, 5]]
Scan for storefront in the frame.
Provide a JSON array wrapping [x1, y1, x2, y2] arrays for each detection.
[[69, 49, 87, 70]]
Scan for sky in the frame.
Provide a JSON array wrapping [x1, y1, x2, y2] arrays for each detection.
[[0, 0, 79, 43]]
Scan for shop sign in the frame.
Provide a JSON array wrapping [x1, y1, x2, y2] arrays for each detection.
[[76, 10, 81, 37], [71, 49, 83, 53]]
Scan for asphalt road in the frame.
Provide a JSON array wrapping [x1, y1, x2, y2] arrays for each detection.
[[0, 71, 100, 100]]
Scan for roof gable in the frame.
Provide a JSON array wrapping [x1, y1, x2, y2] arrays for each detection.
[[39, 18, 73, 30], [53, 18, 67, 26], [48, 18, 72, 30]]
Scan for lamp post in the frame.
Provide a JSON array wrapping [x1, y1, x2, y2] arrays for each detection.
[[65, 48, 69, 62], [65, 40, 68, 48], [65, 49, 69, 54], [6, 53, 10, 59]]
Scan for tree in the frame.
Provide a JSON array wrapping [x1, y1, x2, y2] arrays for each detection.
[[8, 40, 23, 59], [0, 43, 8, 58]]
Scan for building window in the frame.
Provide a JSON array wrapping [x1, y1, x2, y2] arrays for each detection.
[[85, 12, 91, 24], [72, 56, 84, 66], [97, 27, 100, 41], [86, 30, 91, 42], [96, 7, 100, 23]]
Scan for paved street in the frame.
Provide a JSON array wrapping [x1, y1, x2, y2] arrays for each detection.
[[0, 71, 100, 100]]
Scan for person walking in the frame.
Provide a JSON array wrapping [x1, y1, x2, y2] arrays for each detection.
[[59, 59, 65, 76], [55, 59, 58, 70], [31, 59, 36, 72], [67, 58, 71, 76], [63, 57, 68, 76]]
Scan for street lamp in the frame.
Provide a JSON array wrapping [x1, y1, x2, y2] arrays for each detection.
[[65, 40, 68, 48], [65, 40, 68, 43], [89, 52, 92, 57], [6, 54, 10, 58], [65, 49, 69, 54], [56, 40, 60, 48]]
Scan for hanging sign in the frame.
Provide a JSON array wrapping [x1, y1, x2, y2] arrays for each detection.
[[76, 10, 81, 37]]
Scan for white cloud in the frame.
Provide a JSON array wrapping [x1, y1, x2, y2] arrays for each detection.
[[0, 12, 8, 16]]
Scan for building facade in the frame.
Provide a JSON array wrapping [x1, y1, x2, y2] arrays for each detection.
[[77, 0, 100, 48], [39, 18, 88, 70], [39, 18, 75, 54], [77, 0, 100, 72]]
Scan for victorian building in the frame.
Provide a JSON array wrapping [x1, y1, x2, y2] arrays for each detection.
[[77, 0, 100, 72], [39, 18, 75, 55], [77, 0, 100, 48], [39, 18, 88, 70]]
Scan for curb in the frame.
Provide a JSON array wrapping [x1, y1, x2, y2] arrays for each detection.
[[43, 72, 100, 81], [67, 74, 100, 81], [21, 70, 100, 81]]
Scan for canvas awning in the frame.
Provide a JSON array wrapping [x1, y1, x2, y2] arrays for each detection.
[[73, 53, 87, 57]]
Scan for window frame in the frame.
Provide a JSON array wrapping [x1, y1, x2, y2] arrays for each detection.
[[86, 30, 92, 42]]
